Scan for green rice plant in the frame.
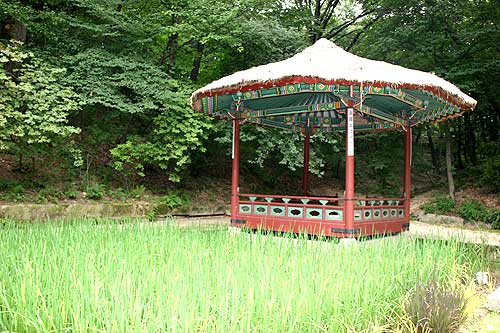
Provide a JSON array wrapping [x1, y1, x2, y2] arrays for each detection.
[[0, 220, 484, 333]]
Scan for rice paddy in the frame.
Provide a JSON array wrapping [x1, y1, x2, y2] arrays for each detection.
[[0, 219, 485, 332]]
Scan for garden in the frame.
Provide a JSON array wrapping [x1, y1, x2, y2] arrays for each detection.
[[1, 0, 500, 332]]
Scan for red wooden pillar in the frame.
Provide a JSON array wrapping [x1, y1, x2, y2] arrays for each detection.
[[344, 100, 355, 233], [403, 127, 412, 223], [303, 134, 310, 196], [231, 116, 241, 220]]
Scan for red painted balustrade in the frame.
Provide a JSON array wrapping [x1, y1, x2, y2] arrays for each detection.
[[231, 193, 408, 237]]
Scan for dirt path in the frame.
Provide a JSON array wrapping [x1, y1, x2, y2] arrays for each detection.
[[408, 191, 500, 246], [408, 221, 500, 246], [410, 191, 433, 215], [170, 214, 500, 246]]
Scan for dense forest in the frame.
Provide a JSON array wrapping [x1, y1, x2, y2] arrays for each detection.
[[0, 0, 499, 206]]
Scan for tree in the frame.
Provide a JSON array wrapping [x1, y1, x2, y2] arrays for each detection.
[[354, 0, 500, 186], [0, 41, 81, 170], [283, 0, 384, 47], [110, 87, 212, 183]]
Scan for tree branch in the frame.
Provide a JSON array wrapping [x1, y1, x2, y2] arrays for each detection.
[[345, 14, 382, 51], [325, 8, 377, 39], [320, 0, 341, 30]]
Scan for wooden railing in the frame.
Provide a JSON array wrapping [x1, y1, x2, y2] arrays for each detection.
[[238, 193, 343, 221], [352, 197, 406, 221], [237, 194, 406, 222]]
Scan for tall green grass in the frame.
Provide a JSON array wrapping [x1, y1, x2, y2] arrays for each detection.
[[0, 219, 483, 332]]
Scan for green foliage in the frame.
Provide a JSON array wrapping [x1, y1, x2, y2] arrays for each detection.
[[145, 208, 157, 222], [111, 93, 211, 182], [0, 183, 25, 202], [215, 124, 338, 179], [64, 189, 79, 200], [107, 187, 128, 200], [0, 41, 81, 163], [0, 178, 18, 191], [64, 49, 178, 116], [405, 270, 467, 333], [0, 0, 498, 201], [458, 200, 500, 229], [130, 185, 146, 199], [150, 191, 190, 217], [35, 187, 61, 203], [458, 200, 488, 222], [484, 209, 500, 230], [351, 132, 408, 196], [157, 191, 187, 210], [421, 194, 456, 215], [478, 142, 500, 192], [86, 183, 105, 200]]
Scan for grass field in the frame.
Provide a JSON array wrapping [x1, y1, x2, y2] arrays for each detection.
[[0, 219, 485, 332]]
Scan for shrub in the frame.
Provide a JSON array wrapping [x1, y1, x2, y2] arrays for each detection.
[[64, 189, 79, 200], [35, 187, 61, 203], [130, 185, 146, 199], [87, 183, 105, 200], [152, 191, 191, 216], [485, 209, 500, 230], [0, 178, 18, 191], [479, 142, 500, 191], [405, 272, 467, 333], [0, 179, 26, 202], [157, 192, 184, 209], [0, 184, 25, 202], [458, 200, 487, 222], [108, 187, 128, 200], [145, 209, 157, 222], [421, 194, 456, 215]]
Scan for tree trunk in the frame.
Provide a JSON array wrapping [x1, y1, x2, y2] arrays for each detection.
[[415, 127, 422, 144], [427, 126, 439, 170], [456, 119, 464, 169], [308, 0, 321, 44], [18, 152, 23, 170], [488, 97, 500, 141], [189, 41, 204, 82], [166, 33, 178, 75], [445, 122, 455, 200], [464, 112, 476, 165]]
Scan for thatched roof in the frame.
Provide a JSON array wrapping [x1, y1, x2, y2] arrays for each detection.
[[191, 38, 476, 112]]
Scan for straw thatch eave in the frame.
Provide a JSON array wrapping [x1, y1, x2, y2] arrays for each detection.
[[191, 39, 477, 115]]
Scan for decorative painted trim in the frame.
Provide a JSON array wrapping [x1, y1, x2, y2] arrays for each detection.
[[195, 77, 472, 115]]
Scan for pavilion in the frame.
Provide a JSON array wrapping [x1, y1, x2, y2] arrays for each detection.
[[190, 39, 477, 238]]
